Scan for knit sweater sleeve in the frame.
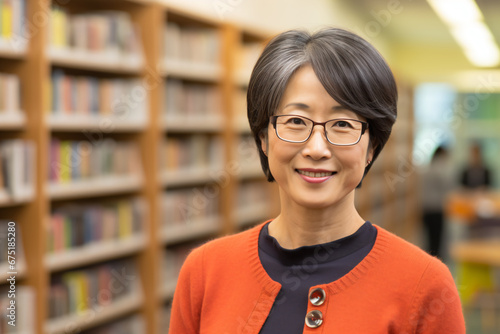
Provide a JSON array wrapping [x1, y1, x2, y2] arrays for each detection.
[[407, 257, 466, 334], [168, 246, 205, 334]]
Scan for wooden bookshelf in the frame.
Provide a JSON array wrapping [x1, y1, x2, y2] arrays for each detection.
[[0, 1, 279, 333], [47, 174, 144, 200], [45, 233, 147, 272], [0, 112, 26, 130], [161, 215, 220, 245], [45, 292, 143, 334]]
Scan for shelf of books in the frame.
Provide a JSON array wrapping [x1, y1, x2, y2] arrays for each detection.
[[0, 0, 280, 333], [46, 258, 143, 334], [230, 27, 278, 231]]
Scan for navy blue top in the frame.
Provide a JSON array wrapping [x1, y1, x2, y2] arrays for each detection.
[[258, 221, 377, 333]]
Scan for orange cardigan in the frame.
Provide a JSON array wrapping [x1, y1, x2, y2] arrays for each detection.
[[169, 222, 465, 333]]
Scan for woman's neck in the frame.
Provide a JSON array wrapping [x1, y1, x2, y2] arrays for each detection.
[[268, 192, 365, 249]]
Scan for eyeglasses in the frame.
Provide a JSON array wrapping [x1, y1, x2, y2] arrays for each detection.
[[270, 115, 369, 146]]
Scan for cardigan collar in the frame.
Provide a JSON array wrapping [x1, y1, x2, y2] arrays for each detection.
[[247, 220, 390, 295]]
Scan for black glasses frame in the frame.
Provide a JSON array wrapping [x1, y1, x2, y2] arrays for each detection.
[[270, 115, 369, 146]]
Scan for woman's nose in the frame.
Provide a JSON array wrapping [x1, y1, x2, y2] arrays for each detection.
[[302, 125, 332, 160]]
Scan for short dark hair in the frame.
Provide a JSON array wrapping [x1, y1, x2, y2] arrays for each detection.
[[247, 27, 398, 182]]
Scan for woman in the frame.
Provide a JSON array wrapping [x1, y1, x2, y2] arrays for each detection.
[[169, 28, 465, 333]]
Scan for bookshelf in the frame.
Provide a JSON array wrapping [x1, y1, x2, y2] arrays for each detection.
[[0, 1, 418, 333], [0, 1, 277, 333]]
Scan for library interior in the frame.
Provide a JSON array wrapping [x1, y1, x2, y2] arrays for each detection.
[[0, 0, 499, 333]]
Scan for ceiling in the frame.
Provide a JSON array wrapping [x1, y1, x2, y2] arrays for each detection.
[[340, 0, 500, 86], [343, 0, 500, 45]]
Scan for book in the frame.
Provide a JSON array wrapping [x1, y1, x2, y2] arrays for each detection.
[[160, 135, 223, 173], [48, 259, 140, 319], [47, 198, 145, 254], [163, 22, 220, 65], [0, 140, 35, 202], [164, 79, 221, 121], [49, 6, 143, 63], [48, 139, 142, 184]]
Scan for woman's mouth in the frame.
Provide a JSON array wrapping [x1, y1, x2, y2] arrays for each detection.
[[296, 169, 336, 183]]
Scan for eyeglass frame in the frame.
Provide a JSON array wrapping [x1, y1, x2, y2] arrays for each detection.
[[270, 114, 369, 146]]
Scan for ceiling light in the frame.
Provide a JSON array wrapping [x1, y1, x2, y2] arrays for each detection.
[[427, 0, 483, 25], [427, 0, 500, 67]]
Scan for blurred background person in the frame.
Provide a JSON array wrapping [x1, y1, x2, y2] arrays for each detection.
[[460, 141, 493, 190], [420, 145, 454, 258]]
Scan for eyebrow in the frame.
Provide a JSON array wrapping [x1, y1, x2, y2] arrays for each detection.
[[283, 103, 351, 112]]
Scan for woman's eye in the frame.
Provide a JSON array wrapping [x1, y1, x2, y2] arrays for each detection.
[[333, 120, 352, 128], [288, 117, 306, 125]]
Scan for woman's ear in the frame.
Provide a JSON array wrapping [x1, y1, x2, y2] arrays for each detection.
[[260, 132, 268, 156], [366, 143, 375, 166]]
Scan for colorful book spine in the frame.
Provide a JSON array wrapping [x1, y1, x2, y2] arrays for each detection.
[[50, 70, 146, 118], [48, 139, 141, 183], [47, 198, 145, 254], [48, 259, 139, 319], [164, 79, 221, 118], [161, 135, 223, 172], [50, 6, 141, 57], [163, 22, 220, 64]]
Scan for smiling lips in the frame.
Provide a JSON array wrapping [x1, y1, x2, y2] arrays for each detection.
[[296, 169, 336, 183]]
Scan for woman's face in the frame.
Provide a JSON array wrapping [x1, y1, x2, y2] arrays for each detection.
[[262, 65, 373, 210]]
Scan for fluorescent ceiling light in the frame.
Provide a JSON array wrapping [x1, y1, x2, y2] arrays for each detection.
[[427, 0, 483, 25], [427, 0, 500, 67]]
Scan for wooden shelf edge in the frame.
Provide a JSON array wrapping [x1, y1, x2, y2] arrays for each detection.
[[0, 261, 27, 282], [161, 59, 222, 81], [237, 166, 264, 180], [234, 68, 251, 87], [160, 168, 221, 187], [163, 115, 224, 132], [47, 114, 148, 132], [0, 38, 28, 59], [234, 117, 251, 133], [48, 48, 144, 74], [45, 234, 147, 272], [47, 175, 143, 200], [0, 112, 26, 129], [161, 216, 220, 244], [45, 292, 143, 334], [0, 188, 35, 208]]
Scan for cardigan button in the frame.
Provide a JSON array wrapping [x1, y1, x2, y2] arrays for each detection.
[[305, 310, 323, 328], [309, 288, 326, 306]]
